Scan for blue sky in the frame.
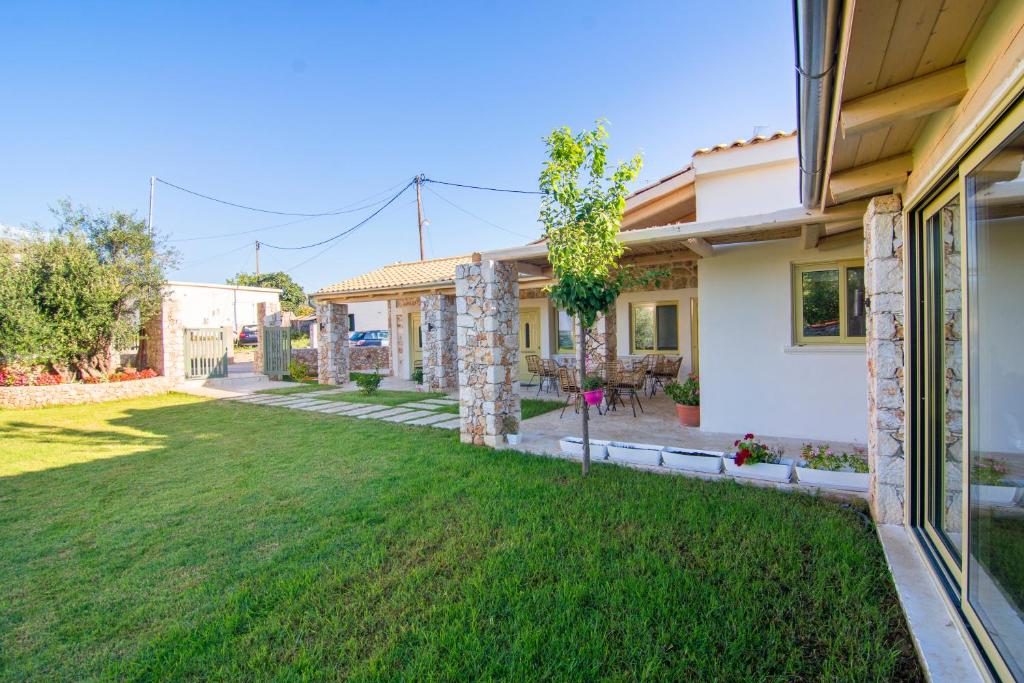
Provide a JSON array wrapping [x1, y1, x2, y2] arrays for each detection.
[[2, 1, 796, 292]]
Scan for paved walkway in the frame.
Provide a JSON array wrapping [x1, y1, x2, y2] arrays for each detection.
[[226, 393, 462, 430]]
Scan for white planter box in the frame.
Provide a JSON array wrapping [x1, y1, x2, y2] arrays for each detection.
[[795, 466, 869, 492], [661, 447, 723, 473], [506, 434, 521, 446], [559, 437, 610, 460], [976, 484, 1021, 508], [607, 442, 662, 467], [724, 457, 794, 483]]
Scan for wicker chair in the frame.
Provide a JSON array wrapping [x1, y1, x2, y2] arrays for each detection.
[[651, 356, 683, 396], [539, 358, 561, 396], [600, 360, 624, 412], [525, 354, 542, 391], [640, 354, 659, 396], [614, 365, 647, 417], [558, 366, 582, 418]]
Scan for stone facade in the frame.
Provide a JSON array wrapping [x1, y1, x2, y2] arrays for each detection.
[[140, 298, 185, 382], [316, 302, 349, 385], [0, 376, 174, 409], [865, 194, 907, 525], [624, 259, 698, 292], [350, 346, 390, 372], [290, 347, 318, 376], [456, 260, 521, 446], [420, 294, 457, 392]]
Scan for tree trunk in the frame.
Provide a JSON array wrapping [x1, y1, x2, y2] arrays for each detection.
[[579, 317, 590, 476]]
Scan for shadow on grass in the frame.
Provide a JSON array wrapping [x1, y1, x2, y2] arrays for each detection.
[[0, 394, 923, 681]]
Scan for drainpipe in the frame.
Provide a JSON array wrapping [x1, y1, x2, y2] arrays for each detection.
[[794, 0, 842, 208]]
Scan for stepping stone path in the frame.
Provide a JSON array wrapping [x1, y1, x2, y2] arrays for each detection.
[[230, 392, 463, 430]]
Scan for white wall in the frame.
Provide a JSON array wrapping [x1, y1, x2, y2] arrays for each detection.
[[390, 301, 419, 380], [692, 137, 800, 222], [165, 282, 280, 332], [348, 301, 388, 331], [698, 238, 867, 444], [614, 287, 698, 376]]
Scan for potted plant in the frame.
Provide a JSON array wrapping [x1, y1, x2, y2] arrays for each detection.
[[723, 433, 793, 483], [794, 444, 869, 492], [664, 375, 700, 427], [660, 446, 723, 473], [973, 457, 1021, 507], [582, 376, 605, 407]]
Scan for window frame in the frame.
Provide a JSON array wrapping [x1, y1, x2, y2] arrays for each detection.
[[792, 258, 866, 345], [629, 301, 680, 355], [554, 309, 575, 354]]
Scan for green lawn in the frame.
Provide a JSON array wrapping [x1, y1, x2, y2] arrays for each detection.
[[0, 394, 920, 680]]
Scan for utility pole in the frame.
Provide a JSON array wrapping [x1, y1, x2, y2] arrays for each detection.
[[415, 174, 426, 261], [255, 240, 261, 286], [148, 176, 156, 236]]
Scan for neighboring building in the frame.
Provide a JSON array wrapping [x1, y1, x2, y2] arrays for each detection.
[[310, 1, 1024, 678], [347, 301, 388, 332], [164, 281, 282, 334]]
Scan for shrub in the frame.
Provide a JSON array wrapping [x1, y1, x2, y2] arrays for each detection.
[[355, 372, 383, 395], [799, 443, 868, 473], [582, 375, 604, 391], [664, 374, 699, 406], [288, 359, 310, 383], [411, 367, 424, 385]]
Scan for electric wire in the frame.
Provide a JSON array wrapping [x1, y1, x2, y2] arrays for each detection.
[[423, 177, 545, 195], [424, 185, 532, 239]]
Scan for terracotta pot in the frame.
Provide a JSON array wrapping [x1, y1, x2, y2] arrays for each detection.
[[583, 389, 604, 406], [675, 404, 700, 427]]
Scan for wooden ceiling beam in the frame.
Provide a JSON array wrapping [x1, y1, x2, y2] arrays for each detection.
[[800, 225, 823, 250], [829, 153, 914, 204], [840, 63, 967, 138], [684, 237, 714, 258]]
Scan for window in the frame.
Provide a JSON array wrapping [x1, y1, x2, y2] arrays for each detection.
[[630, 302, 678, 354], [348, 313, 355, 331], [793, 259, 865, 344], [556, 310, 574, 352]]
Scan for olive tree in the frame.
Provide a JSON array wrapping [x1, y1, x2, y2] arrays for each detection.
[[540, 123, 642, 475]]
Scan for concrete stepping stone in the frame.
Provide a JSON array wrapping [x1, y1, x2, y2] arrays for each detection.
[[419, 398, 459, 406], [433, 418, 462, 429], [404, 412, 456, 426], [231, 394, 268, 402], [380, 409, 434, 423], [359, 407, 415, 420], [399, 401, 452, 410], [342, 404, 392, 417], [318, 403, 360, 414], [283, 399, 330, 409], [260, 397, 309, 406]]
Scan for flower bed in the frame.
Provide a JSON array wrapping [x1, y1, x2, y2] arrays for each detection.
[[0, 375, 172, 409], [83, 368, 158, 384], [0, 366, 64, 386]]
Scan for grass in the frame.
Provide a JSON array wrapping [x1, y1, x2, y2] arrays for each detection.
[[0, 395, 922, 680], [522, 398, 563, 420]]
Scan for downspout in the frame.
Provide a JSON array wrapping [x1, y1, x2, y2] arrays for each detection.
[[794, 0, 842, 208]]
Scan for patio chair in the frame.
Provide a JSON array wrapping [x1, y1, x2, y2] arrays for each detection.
[[600, 360, 624, 412], [539, 358, 561, 396], [614, 365, 646, 417], [651, 356, 683, 396], [558, 366, 582, 418], [640, 354, 659, 396], [525, 354, 542, 391]]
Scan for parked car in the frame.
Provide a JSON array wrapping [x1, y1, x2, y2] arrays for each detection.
[[349, 329, 389, 347], [238, 325, 258, 346]]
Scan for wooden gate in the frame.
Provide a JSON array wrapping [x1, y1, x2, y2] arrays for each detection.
[[183, 328, 228, 379], [262, 326, 292, 376]]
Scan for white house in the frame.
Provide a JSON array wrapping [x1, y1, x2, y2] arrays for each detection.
[[164, 281, 282, 334]]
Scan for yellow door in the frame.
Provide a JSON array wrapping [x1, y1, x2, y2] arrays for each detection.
[[409, 312, 423, 377], [519, 308, 541, 380], [689, 298, 699, 375]]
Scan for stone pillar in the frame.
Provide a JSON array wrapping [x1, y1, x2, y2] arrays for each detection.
[[865, 194, 907, 525], [456, 260, 521, 446], [584, 309, 617, 370], [253, 301, 281, 374], [141, 297, 185, 382], [316, 302, 349, 385], [421, 294, 457, 392]]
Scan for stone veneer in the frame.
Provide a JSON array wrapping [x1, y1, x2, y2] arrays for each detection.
[[316, 302, 349, 385], [420, 294, 457, 392], [456, 260, 521, 446], [865, 194, 907, 525], [0, 376, 174, 409], [140, 298, 185, 382]]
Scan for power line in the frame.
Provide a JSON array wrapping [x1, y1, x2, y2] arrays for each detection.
[[423, 177, 545, 195], [155, 176, 410, 217], [424, 185, 532, 239], [260, 180, 415, 251], [176, 241, 255, 271]]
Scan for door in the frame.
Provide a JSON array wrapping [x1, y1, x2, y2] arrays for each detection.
[[409, 312, 423, 377], [519, 308, 541, 380], [184, 327, 229, 379], [260, 326, 291, 378]]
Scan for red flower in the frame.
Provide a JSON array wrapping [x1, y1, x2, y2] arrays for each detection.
[[734, 439, 740, 447], [744, 433, 754, 440], [735, 448, 752, 466]]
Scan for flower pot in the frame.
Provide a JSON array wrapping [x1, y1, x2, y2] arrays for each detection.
[[724, 456, 794, 483], [506, 434, 521, 446], [559, 437, 610, 460], [583, 389, 604, 406], [607, 441, 662, 467], [675, 404, 700, 427], [661, 447, 722, 473], [976, 484, 1021, 507], [795, 466, 869, 492]]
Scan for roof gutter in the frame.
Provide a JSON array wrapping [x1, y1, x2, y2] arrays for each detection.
[[794, 0, 842, 208]]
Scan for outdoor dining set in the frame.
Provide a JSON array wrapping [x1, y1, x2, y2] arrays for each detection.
[[524, 354, 683, 419]]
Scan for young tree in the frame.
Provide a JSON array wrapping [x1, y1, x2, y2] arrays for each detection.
[[540, 123, 642, 475], [228, 271, 308, 312]]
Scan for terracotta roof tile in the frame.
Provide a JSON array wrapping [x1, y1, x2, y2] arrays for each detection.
[[693, 129, 796, 156], [315, 254, 473, 296]]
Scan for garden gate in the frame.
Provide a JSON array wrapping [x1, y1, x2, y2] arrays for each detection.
[[183, 328, 229, 379], [262, 326, 292, 377]]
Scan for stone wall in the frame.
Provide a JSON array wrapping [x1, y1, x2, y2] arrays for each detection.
[[290, 348, 318, 375], [0, 377, 174, 409], [865, 194, 907, 525], [624, 259, 698, 292], [421, 294, 457, 392], [350, 346, 389, 372], [316, 302, 349, 385], [456, 260, 521, 446], [140, 298, 185, 382]]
